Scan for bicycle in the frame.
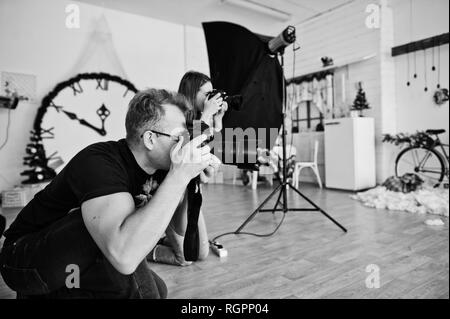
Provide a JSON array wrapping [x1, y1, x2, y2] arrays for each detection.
[[390, 129, 449, 187]]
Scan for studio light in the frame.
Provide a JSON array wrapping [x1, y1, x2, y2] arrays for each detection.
[[268, 25, 296, 54]]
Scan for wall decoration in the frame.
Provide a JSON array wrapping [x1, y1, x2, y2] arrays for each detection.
[[437, 44, 442, 89], [433, 88, 449, 106], [423, 48, 428, 92], [431, 40, 437, 72], [392, 32, 449, 90], [413, 50, 418, 80], [321, 56, 334, 67], [406, 53, 411, 86], [383, 131, 435, 149], [21, 129, 57, 184], [21, 72, 138, 184], [70, 15, 129, 78], [392, 0, 449, 90], [1, 72, 36, 103]]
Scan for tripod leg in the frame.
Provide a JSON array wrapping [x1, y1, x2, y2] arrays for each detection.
[[235, 183, 283, 233], [288, 183, 347, 233], [271, 185, 284, 214]]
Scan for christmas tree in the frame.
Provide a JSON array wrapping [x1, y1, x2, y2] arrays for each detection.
[[21, 130, 57, 184], [351, 82, 370, 115]]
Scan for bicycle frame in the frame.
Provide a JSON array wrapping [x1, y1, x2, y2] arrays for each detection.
[[437, 143, 449, 162], [412, 148, 441, 175], [433, 137, 449, 179]]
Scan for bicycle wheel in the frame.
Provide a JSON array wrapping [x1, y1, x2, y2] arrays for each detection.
[[395, 147, 445, 187], [441, 144, 449, 182]]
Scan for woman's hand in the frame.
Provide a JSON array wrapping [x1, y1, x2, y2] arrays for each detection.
[[200, 155, 221, 183], [213, 101, 228, 132], [199, 171, 209, 183], [201, 93, 222, 125], [199, 166, 214, 183]]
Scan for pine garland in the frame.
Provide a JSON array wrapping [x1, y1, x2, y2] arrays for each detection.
[[382, 131, 436, 148]]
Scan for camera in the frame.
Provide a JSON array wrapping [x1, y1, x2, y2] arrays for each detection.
[[206, 89, 243, 111], [184, 119, 215, 148]]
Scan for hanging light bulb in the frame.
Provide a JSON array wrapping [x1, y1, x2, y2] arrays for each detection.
[[432, 39, 436, 71], [406, 47, 411, 86], [424, 48, 428, 92], [437, 44, 441, 89]]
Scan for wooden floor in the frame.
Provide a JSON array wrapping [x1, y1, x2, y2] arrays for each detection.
[[1, 182, 448, 299]]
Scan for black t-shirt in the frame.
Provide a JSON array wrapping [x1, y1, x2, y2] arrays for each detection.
[[4, 139, 167, 245]]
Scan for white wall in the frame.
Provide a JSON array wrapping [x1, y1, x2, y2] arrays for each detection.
[[284, 0, 389, 183], [284, 0, 379, 77], [391, 0, 449, 144], [184, 25, 210, 76], [0, 0, 209, 191], [373, 0, 450, 179], [285, 0, 449, 184]]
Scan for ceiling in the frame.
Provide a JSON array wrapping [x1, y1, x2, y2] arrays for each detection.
[[76, 0, 354, 35]]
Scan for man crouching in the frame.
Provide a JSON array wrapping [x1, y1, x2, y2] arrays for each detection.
[[0, 89, 220, 298]]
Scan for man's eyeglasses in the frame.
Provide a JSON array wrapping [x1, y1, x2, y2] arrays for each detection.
[[140, 130, 188, 142]]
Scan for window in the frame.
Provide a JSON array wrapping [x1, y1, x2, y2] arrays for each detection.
[[287, 71, 334, 133]]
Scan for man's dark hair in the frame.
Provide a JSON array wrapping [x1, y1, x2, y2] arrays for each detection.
[[178, 71, 211, 121], [125, 88, 190, 146]]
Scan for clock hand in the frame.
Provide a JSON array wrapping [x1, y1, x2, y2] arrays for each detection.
[[61, 110, 78, 121], [96, 103, 111, 135], [61, 110, 107, 136], [79, 118, 107, 136]]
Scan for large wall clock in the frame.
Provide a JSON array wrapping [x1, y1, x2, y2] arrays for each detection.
[[21, 72, 138, 184]]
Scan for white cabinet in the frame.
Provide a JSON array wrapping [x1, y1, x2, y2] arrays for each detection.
[[324, 117, 376, 191]]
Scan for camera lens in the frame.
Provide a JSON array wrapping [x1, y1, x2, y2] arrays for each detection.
[[207, 89, 243, 111], [224, 95, 243, 111]]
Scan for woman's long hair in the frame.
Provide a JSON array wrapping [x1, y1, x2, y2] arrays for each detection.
[[178, 71, 211, 122]]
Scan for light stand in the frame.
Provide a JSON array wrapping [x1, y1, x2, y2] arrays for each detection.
[[234, 48, 347, 235]]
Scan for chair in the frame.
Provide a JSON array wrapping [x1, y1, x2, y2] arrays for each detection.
[[293, 140, 323, 188]]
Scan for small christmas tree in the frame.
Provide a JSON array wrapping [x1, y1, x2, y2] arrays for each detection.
[[351, 82, 370, 116], [21, 130, 57, 184]]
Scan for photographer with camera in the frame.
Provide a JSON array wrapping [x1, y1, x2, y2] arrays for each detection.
[[180, 71, 229, 132], [147, 71, 228, 267], [0, 89, 221, 298]]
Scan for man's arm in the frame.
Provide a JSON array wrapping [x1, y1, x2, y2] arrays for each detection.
[[81, 135, 214, 274], [81, 171, 188, 274]]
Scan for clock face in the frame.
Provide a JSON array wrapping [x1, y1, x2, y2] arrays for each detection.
[[34, 73, 137, 174]]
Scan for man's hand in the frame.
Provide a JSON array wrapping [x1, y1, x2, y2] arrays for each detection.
[[170, 134, 214, 182]]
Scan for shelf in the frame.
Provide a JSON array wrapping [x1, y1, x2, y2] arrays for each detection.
[[392, 32, 449, 57]]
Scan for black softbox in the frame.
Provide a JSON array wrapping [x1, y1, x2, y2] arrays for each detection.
[[202, 21, 283, 169]]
